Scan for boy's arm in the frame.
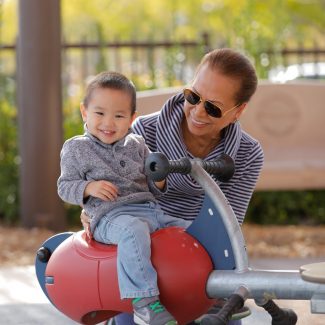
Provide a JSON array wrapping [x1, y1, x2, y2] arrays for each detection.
[[154, 179, 166, 190], [57, 142, 91, 206]]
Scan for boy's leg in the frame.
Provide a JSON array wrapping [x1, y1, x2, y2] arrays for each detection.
[[154, 205, 192, 229], [93, 213, 159, 298], [95, 204, 178, 324]]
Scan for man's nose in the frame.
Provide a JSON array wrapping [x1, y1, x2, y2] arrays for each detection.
[[193, 101, 207, 117]]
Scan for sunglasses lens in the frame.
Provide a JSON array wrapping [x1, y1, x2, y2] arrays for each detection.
[[184, 88, 223, 118], [204, 101, 222, 118], [184, 89, 200, 105]]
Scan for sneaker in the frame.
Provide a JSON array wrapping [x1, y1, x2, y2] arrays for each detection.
[[195, 300, 251, 323], [133, 297, 177, 325]]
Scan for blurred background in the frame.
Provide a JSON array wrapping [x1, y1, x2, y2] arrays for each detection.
[[1, 3, 325, 324], [0, 0, 325, 231]]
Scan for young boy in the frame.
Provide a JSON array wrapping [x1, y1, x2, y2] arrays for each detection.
[[57, 71, 188, 325]]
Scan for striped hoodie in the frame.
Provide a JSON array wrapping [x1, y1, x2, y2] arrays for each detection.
[[132, 92, 264, 224]]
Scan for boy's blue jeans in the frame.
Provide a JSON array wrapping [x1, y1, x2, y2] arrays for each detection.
[[93, 201, 190, 299]]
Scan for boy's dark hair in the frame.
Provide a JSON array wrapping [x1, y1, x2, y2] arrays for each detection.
[[197, 48, 258, 105], [83, 71, 136, 115]]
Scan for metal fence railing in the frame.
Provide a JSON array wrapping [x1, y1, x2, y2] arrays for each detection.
[[0, 32, 210, 92], [266, 45, 325, 82], [2, 36, 325, 84], [1, 34, 325, 104]]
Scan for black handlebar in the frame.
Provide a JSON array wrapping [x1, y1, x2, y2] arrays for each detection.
[[145, 152, 235, 182], [201, 293, 245, 325], [201, 153, 235, 182], [259, 299, 298, 325]]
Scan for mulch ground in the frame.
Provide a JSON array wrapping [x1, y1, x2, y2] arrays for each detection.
[[1, 224, 324, 267]]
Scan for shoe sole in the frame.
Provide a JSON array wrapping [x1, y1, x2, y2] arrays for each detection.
[[134, 314, 149, 325], [134, 314, 177, 325]]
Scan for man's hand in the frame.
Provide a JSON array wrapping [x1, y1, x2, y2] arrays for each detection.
[[84, 180, 118, 201]]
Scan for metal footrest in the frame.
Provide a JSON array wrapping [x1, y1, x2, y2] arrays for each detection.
[[300, 262, 325, 284]]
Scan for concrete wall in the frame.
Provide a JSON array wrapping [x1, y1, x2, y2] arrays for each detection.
[[136, 82, 325, 191]]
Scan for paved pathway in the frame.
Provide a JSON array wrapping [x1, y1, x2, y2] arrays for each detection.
[[1, 258, 325, 324]]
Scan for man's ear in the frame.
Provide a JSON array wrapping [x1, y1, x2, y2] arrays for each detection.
[[235, 103, 247, 120], [80, 102, 87, 122]]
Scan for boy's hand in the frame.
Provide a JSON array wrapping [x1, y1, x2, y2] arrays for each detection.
[[84, 180, 118, 201], [80, 210, 92, 239], [154, 179, 166, 190]]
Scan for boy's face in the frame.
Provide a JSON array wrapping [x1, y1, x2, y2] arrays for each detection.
[[80, 87, 136, 144]]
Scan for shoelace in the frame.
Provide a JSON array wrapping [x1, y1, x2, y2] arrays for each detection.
[[149, 301, 165, 313]]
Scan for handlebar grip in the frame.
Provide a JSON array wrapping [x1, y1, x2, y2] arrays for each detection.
[[168, 157, 191, 174], [145, 153, 191, 182], [201, 153, 235, 182], [145, 152, 235, 182], [259, 299, 297, 325], [145, 152, 170, 182], [201, 294, 245, 325]]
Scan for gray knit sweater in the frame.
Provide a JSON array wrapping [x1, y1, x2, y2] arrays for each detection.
[[57, 129, 165, 232]]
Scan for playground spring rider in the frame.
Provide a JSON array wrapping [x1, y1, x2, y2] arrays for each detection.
[[35, 153, 325, 324]]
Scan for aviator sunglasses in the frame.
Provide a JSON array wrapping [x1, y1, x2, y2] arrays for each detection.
[[183, 88, 240, 118]]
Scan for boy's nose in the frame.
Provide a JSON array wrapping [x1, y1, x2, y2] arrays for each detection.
[[103, 118, 114, 128]]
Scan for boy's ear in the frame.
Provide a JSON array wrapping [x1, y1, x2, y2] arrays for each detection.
[[131, 111, 137, 124], [80, 102, 87, 122]]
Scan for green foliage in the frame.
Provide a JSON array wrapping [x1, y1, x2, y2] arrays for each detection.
[[0, 76, 19, 223], [1, 0, 325, 226], [59, 0, 325, 75], [63, 102, 84, 140], [0, 0, 17, 43], [246, 190, 325, 225]]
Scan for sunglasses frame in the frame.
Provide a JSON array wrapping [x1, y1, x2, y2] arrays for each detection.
[[183, 88, 241, 118]]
